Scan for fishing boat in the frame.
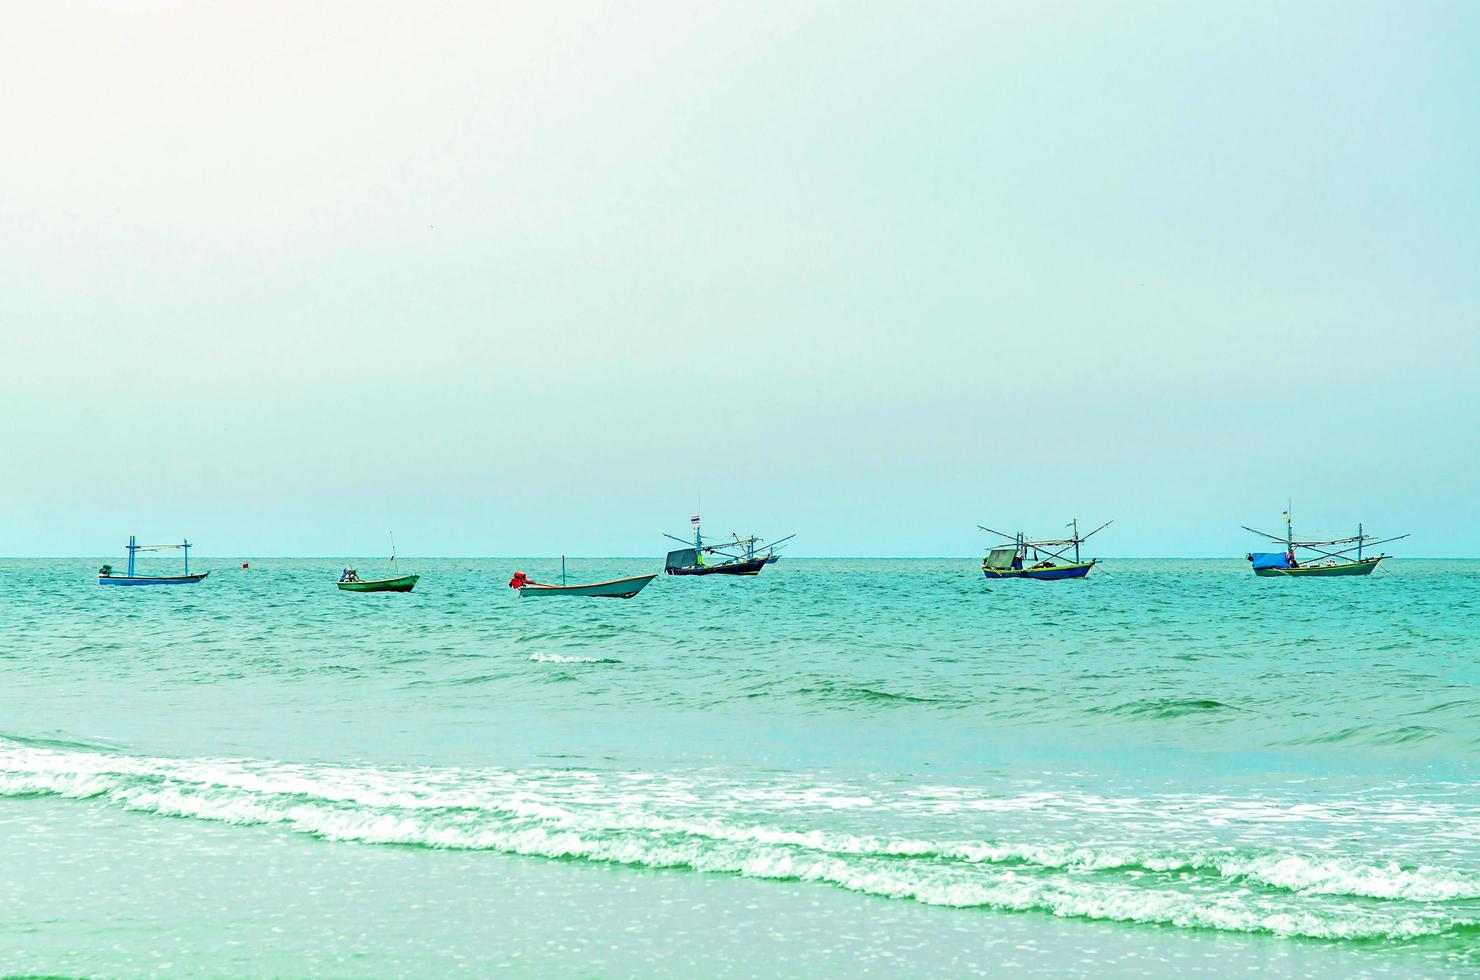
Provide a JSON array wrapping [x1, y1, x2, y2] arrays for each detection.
[[727, 529, 793, 567], [338, 533, 420, 592], [512, 557, 656, 598], [338, 571, 419, 592], [663, 516, 794, 576], [1243, 505, 1407, 577], [978, 519, 1110, 580], [98, 535, 208, 586]]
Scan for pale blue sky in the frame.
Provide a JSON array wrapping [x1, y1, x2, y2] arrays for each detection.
[[2, 2, 1476, 556]]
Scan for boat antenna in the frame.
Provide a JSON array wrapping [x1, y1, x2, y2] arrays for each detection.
[[389, 531, 397, 574]]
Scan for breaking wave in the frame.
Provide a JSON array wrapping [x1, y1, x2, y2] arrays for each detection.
[[1, 738, 1475, 943]]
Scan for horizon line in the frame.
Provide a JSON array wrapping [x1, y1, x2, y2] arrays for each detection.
[[0, 555, 1463, 562]]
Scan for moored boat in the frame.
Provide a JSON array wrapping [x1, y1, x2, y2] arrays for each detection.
[[511, 558, 655, 598], [1244, 506, 1406, 577], [99, 536, 208, 586], [337, 533, 420, 593], [978, 519, 1110, 581], [664, 550, 768, 576], [338, 573, 420, 592], [510, 557, 657, 598], [662, 515, 793, 577]]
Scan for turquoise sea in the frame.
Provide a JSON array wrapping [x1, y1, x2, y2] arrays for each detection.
[[1, 557, 1476, 976]]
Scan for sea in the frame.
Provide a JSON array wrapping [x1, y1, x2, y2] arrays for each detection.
[[0, 557, 1475, 977]]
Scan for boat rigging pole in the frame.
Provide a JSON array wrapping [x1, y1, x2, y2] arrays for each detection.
[[1287, 501, 1294, 562]]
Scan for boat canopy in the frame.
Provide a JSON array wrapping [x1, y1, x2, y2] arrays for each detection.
[[665, 548, 698, 570], [984, 546, 1018, 570], [1250, 552, 1290, 570]]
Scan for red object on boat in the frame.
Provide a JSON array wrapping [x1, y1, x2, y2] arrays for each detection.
[[509, 571, 529, 589], [241, 563, 250, 569]]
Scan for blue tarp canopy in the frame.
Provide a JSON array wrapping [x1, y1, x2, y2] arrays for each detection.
[[1250, 552, 1290, 570]]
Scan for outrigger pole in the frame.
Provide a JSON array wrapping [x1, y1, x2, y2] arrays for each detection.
[[1242, 524, 1410, 564], [125, 536, 195, 577]]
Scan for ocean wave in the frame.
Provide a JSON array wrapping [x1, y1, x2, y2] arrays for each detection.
[[527, 653, 621, 664], [1101, 697, 1242, 719], [794, 680, 961, 707], [0, 740, 1475, 941]]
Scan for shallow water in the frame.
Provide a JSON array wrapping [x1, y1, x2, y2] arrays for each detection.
[[1, 557, 1476, 975]]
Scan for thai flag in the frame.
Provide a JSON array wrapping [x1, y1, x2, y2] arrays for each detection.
[[690, 515, 701, 526]]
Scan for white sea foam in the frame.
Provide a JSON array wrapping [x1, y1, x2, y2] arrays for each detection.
[[1, 740, 1475, 941], [528, 653, 615, 664]]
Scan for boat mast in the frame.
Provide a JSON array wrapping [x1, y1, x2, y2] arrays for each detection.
[[562, 555, 567, 586], [127, 535, 137, 578], [1286, 501, 1294, 560], [182, 538, 190, 576], [1072, 518, 1080, 564], [1358, 522, 1363, 561]]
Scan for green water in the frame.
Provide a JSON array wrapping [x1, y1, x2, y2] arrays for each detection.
[[1, 558, 1476, 976]]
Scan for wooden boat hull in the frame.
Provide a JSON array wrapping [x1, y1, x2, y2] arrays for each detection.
[[983, 561, 1095, 581], [1253, 558, 1383, 577], [520, 574, 657, 598], [764, 555, 780, 564], [99, 572, 209, 586], [666, 558, 768, 576], [338, 574, 420, 592]]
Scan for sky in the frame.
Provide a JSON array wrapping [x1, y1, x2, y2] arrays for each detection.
[[2, 1, 1477, 557]]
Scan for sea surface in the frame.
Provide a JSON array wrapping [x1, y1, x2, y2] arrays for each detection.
[[1, 557, 1476, 977]]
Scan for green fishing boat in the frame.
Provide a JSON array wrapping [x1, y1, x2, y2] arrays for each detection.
[[338, 572, 419, 592], [337, 533, 420, 593], [1244, 505, 1407, 578]]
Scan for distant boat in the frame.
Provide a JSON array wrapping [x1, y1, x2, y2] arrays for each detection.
[[338, 573, 420, 592], [662, 516, 794, 577], [665, 549, 768, 576], [1243, 505, 1407, 577], [978, 519, 1110, 581], [99, 536, 208, 586], [338, 533, 419, 593], [513, 558, 656, 598]]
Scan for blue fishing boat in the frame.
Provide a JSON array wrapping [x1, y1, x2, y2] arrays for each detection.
[[663, 516, 794, 577], [1243, 505, 1407, 577], [98, 536, 208, 586], [978, 519, 1110, 581]]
